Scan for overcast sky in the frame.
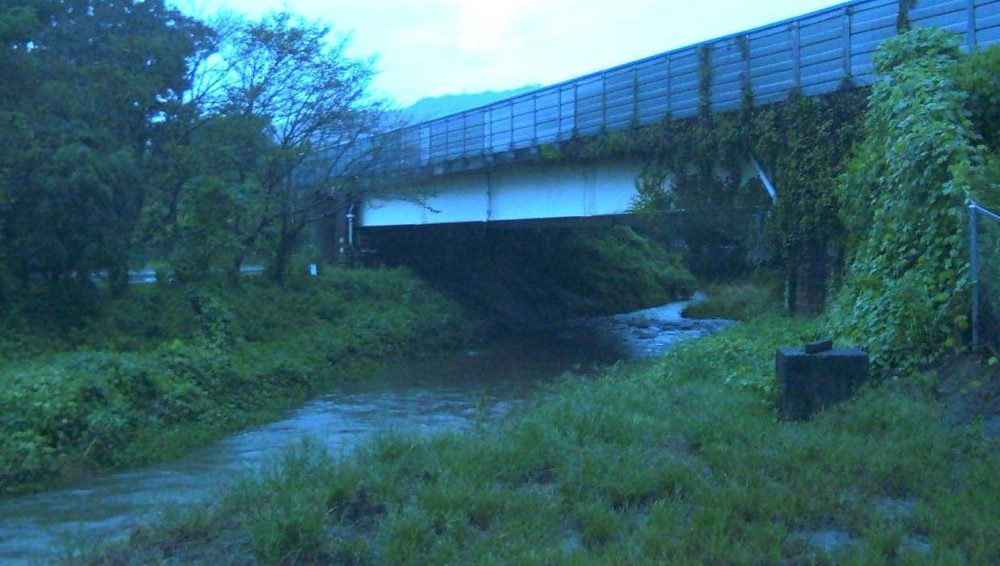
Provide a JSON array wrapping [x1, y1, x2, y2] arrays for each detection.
[[173, 0, 848, 107]]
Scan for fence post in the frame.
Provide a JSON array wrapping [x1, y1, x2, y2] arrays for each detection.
[[971, 202, 981, 349]]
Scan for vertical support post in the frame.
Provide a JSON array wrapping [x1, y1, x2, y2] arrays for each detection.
[[601, 72, 608, 132], [508, 100, 514, 151], [968, 0, 978, 52], [444, 119, 451, 162], [572, 82, 579, 137], [557, 88, 563, 140], [420, 125, 429, 166], [665, 54, 673, 119], [532, 93, 538, 145], [744, 34, 753, 97], [843, 6, 854, 80], [791, 21, 801, 89], [971, 203, 981, 349], [632, 66, 639, 126], [786, 266, 799, 314], [485, 172, 493, 223], [485, 107, 492, 158], [461, 114, 468, 159]]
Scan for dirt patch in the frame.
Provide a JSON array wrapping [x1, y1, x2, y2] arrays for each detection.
[[790, 527, 855, 556], [873, 496, 918, 522]]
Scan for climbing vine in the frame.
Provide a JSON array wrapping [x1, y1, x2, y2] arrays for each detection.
[[829, 28, 993, 370], [541, 26, 1000, 372], [737, 35, 754, 118], [698, 44, 714, 119], [753, 87, 868, 309], [551, 53, 867, 293], [956, 45, 1000, 154], [897, 0, 918, 32]]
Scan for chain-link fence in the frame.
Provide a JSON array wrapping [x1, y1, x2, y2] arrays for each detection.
[[969, 201, 1000, 349]]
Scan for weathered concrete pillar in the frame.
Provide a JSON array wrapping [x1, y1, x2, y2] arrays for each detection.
[[776, 343, 869, 420]]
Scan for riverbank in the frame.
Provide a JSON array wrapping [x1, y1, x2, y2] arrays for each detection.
[[1, 295, 728, 564], [82, 307, 1000, 564], [0, 267, 465, 496]]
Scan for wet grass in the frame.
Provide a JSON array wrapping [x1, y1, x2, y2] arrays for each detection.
[[82, 314, 1000, 564]]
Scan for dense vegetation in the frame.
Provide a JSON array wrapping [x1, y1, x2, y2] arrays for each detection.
[[830, 29, 1000, 371], [0, 267, 464, 494]]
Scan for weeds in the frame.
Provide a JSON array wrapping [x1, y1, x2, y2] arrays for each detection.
[[682, 278, 783, 321]]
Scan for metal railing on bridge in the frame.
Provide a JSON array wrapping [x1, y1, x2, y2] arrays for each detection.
[[355, 0, 999, 180]]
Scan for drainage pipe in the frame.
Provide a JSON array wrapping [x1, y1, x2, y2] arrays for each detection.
[[751, 156, 778, 204]]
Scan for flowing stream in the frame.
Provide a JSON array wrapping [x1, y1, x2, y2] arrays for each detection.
[[0, 299, 727, 564]]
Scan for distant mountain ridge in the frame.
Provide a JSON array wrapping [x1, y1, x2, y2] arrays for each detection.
[[399, 85, 542, 123]]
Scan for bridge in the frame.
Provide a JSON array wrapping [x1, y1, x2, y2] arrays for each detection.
[[357, 0, 1000, 229]]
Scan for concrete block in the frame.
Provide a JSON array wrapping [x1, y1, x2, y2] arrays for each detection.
[[776, 346, 869, 420], [805, 340, 833, 354]]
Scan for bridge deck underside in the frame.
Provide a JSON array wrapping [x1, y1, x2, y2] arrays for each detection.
[[361, 162, 644, 228]]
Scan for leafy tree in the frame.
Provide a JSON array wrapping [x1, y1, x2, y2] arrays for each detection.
[[152, 112, 273, 284], [186, 13, 382, 284], [0, 0, 207, 299]]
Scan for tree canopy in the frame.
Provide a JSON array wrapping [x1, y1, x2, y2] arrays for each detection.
[[0, 2, 382, 309]]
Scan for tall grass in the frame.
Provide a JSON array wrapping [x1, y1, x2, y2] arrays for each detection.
[[85, 315, 1000, 564], [682, 278, 784, 321]]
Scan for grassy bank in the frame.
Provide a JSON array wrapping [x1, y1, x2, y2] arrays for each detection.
[[0, 267, 464, 495], [85, 314, 1000, 564], [682, 277, 784, 321]]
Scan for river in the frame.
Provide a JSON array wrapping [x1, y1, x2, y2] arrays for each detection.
[[0, 299, 727, 564]]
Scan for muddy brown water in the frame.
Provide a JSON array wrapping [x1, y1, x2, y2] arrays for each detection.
[[0, 299, 728, 564]]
